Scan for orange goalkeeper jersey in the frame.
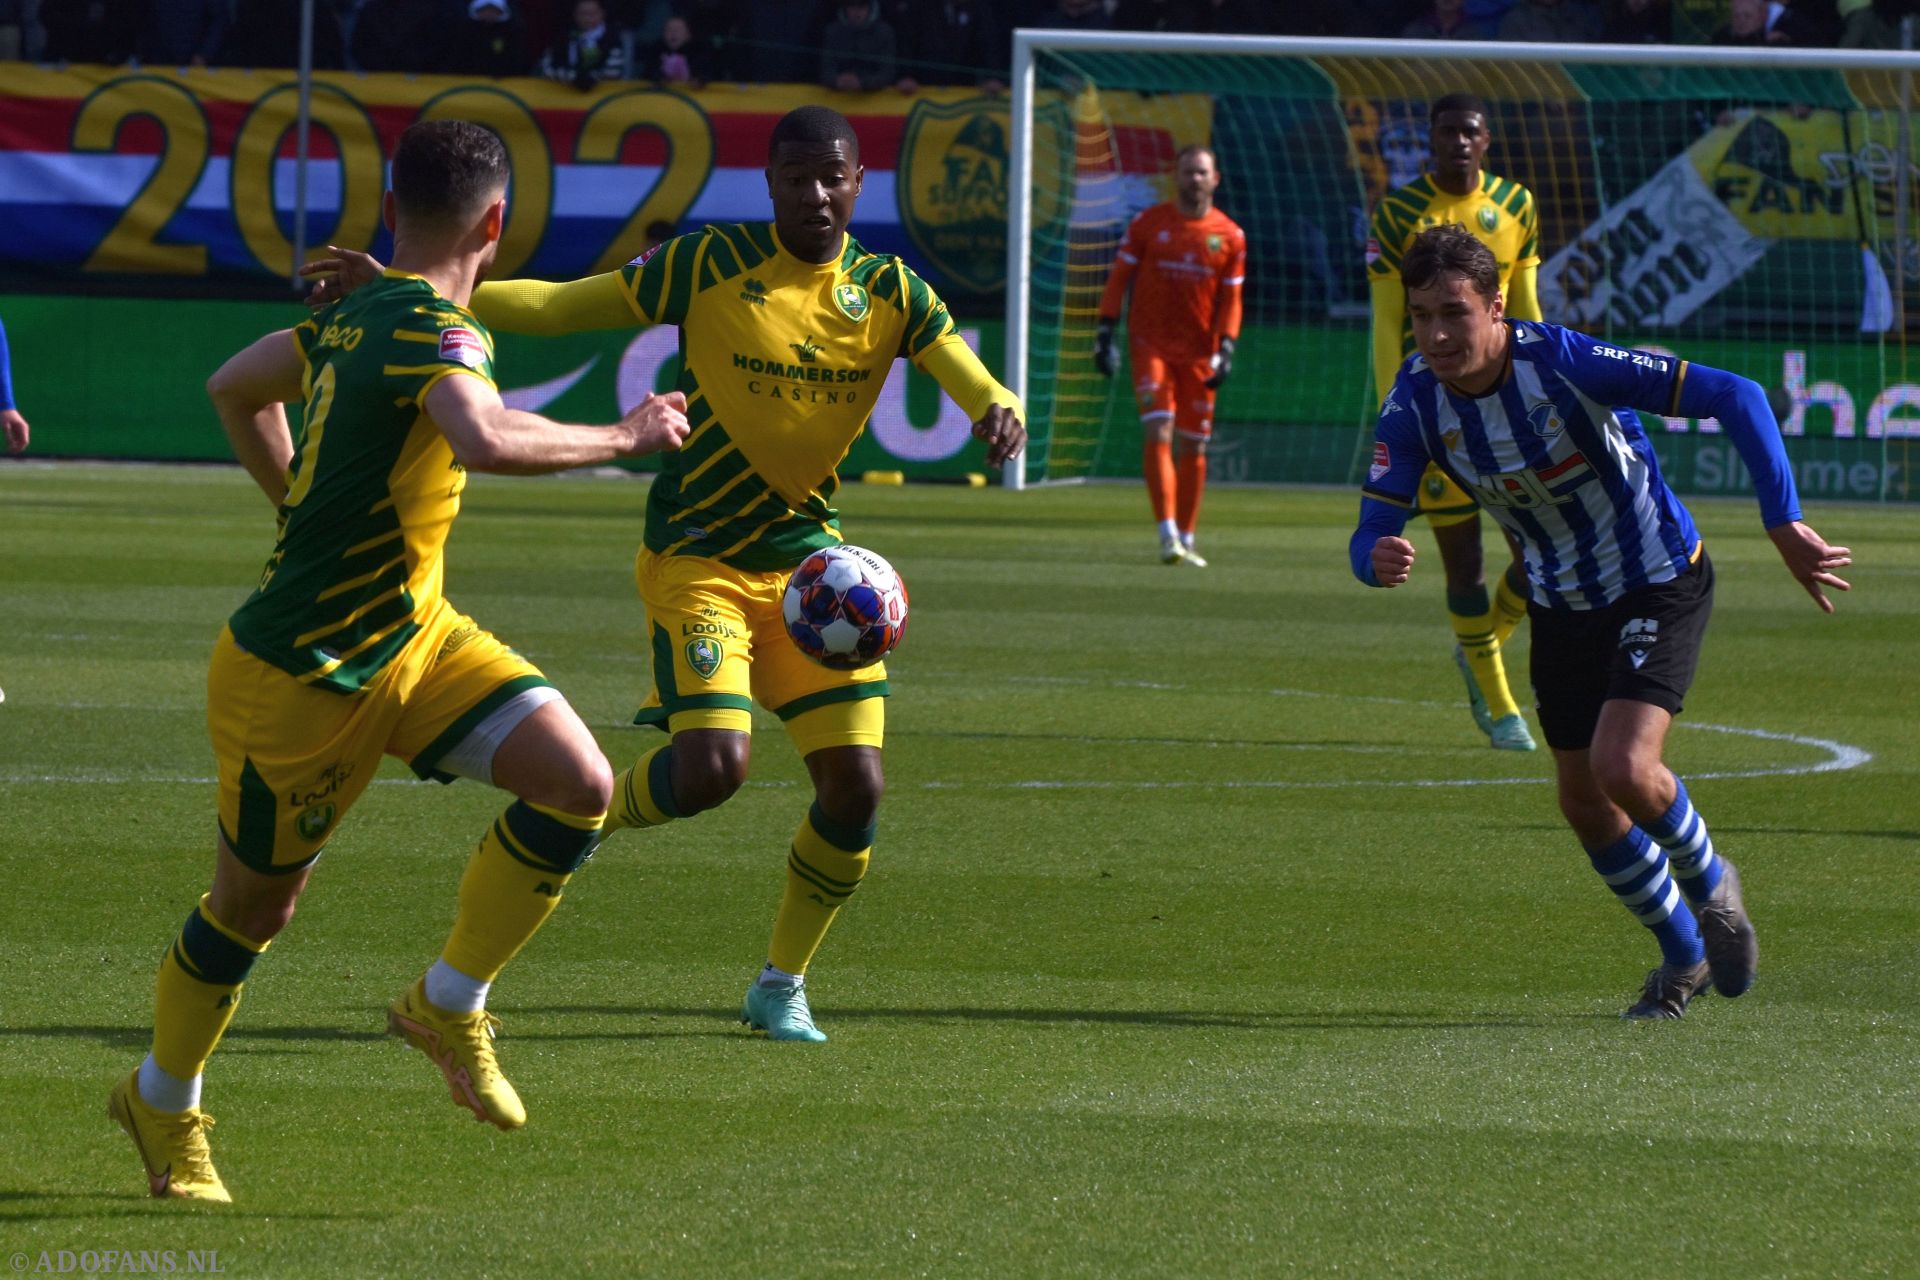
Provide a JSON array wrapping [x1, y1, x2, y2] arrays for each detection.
[[1098, 202, 1246, 362]]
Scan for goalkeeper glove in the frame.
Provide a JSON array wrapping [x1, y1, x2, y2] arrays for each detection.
[[1092, 321, 1118, 377], [1204, 336, 1235, 389]]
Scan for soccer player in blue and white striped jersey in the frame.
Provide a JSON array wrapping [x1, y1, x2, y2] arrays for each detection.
[[1351, 224, 1852, 1019]]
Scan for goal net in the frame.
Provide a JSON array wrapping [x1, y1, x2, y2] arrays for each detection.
[[1006, 33, 1920, 504]]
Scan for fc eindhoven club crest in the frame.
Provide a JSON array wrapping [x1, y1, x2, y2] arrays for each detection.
[[685, 637, 723, 681], [897, 98, 1013, 296], [833, 283, 869, 323]]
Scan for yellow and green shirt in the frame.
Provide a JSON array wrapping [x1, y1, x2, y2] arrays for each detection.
[[228, 271, 492, 693], [614, 223, 965, 571], [1367, 170, 1542, 401]]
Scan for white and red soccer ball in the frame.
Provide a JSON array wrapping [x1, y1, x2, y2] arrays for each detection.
[[782, 545, 908, 670]]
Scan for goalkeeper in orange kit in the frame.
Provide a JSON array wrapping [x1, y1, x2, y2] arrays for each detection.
[[1094, 144, 1246, 567]]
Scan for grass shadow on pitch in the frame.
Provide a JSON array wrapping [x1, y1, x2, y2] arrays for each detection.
[[1713, 825, 1920, 845], [0, 1025, 387, 1052], [0, 1188, 387, 1224], [530, 1003, 1556, 1034]]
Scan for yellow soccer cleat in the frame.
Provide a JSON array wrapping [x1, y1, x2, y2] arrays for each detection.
[[386, 979, 527, 1130], [107, 1070, 231, 1203]]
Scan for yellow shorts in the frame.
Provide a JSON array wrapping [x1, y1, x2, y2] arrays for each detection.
[[1415, 462, 1481, 528], [208, 602, 549, 874], [632, 548, 886, 756]]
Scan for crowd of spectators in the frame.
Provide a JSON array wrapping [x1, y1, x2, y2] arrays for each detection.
[[5, 0, 1920, 87]]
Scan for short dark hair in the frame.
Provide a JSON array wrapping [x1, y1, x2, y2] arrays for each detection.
[[1401, 224, 1501, 303], [1429, 93, 1489, 126], [1175, 143, 1218, 169], [767, 106, 860, 164], [391, 120, 509, 229], [644, 219, 676, 242]]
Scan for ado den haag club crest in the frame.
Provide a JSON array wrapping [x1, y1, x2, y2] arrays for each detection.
[[898, 98, 1013, 295], [685, 636, 723, 681], [833, 283, 869, 322]]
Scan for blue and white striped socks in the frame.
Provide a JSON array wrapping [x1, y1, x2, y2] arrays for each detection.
[[1641, 775, 1724, 905], [1587, 827, 1705, 966]]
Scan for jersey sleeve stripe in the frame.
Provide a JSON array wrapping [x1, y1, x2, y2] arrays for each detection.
[[343, 527, 404, 558], [1360, 485, 1414, 508], [744, 222, 778, 258], [390, 329, 441, 343], [1504, 187, 1529, 215], [1667, 360, 1689, 416], [1116, 250, 1138, 264], [704, 233, 741, 282], [635, 246, 670, 316], [412, 364, 490, 409], [661, 237, 703, 320]]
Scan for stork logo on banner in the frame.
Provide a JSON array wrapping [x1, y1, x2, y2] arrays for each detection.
[[898, 98, 1016, 296]]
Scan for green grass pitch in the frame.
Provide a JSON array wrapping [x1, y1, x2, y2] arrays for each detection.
[[1, 463, 1915, 1277]]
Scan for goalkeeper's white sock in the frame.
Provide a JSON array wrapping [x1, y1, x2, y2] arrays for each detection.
[[1156, 517, 1178, 541]]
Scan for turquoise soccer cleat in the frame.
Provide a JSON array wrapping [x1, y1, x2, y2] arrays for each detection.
[[741, 978, 828, 1043], [1451, 644, 1496, 738], [1489, 712, 1538, 752]]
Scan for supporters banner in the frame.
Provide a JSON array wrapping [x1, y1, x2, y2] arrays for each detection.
[[0, 66, 1186, 306]]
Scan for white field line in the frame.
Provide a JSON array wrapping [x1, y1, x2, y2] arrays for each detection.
[[0, 722, 1871, 790]]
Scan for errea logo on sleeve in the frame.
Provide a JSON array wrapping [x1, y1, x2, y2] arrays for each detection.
[[438, 328, 486, 369]]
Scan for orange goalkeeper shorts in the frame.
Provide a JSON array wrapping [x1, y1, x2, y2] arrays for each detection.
[[1130, 349, 1215, 440]]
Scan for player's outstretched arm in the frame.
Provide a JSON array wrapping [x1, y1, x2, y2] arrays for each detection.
[[424, 374, 688, 475], [207, 330, 306, 505], [917, 339, 1026, 464], [1766, 521, 1852, 613], [300, 247, 640, 335]]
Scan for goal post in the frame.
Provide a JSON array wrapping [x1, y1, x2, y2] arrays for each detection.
[[1005, 32, 1920, 504]]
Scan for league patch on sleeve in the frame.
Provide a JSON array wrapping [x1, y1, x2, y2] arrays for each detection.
[[1364, 237, 1381, 264], [438, 327, 486, 369], [1369, 441, 1392, 482], [626, 242, 664, 268]]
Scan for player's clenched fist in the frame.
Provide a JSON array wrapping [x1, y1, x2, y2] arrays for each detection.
[[623, 390, 690, 456], [1371, 535, 1416, 586]]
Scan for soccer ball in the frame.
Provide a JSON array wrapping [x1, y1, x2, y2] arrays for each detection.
[[782, 545, 908, 670]]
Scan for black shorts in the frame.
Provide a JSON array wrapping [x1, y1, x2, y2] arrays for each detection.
[[1528, 552, 1715, 752]]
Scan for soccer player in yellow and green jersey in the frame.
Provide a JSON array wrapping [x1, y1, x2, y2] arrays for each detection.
[[305, 104, 1026, 1043], [109, 121, 691, 1203], [1366, 92, 1542, 753]]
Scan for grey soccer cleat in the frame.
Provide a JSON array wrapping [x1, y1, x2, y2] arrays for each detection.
[[1623, 960, 1713, 1020], [1695, 860, 1758, 998]]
